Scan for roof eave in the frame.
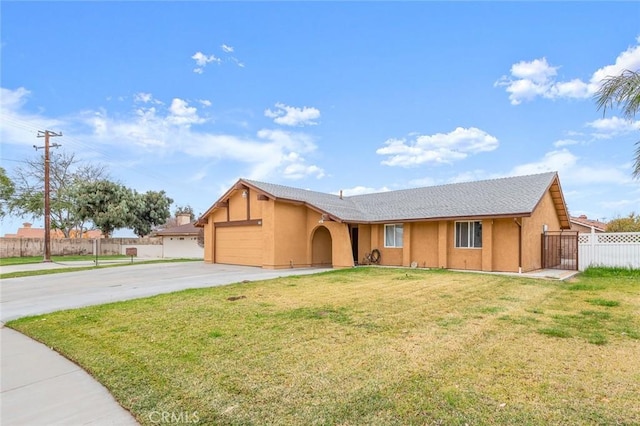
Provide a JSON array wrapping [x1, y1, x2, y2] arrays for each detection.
[[344, 212, 533, 225]]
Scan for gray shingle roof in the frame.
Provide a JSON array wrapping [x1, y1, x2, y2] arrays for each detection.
[[243, 172, 558, 223]]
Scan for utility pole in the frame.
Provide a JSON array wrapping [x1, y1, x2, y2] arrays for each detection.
[[34, 130, 62, 262]]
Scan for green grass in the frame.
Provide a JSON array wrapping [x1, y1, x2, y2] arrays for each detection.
[[587, 298, 621, 307], [0, 254, 128, 266], [0, 258, 201, 279], [8, 267, 640, 425], [581, 266, 640, 278]]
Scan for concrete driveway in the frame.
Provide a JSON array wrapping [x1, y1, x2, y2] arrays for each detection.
[[1, 262, 329, 322], [1, 262, 329, 425]]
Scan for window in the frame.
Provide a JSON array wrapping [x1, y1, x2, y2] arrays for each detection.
[[384, 224, 403, 248], [455, 221, 482, 248]]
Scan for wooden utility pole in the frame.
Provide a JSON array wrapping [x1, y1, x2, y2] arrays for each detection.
[[35, 130, 62, 262]]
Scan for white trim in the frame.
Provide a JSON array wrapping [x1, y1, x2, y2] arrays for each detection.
[[454, 220, 483, 249], [384, 224, 404, 248]]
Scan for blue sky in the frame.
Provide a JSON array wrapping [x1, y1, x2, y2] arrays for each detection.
[[1, 1, 639, 236]]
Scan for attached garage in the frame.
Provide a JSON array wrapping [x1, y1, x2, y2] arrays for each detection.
[[215, 225, 263, 266]]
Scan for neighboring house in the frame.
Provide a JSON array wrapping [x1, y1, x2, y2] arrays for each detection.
[[570, 215, 607, 233], [197, 172, 571, 273], [4, 223, 103, 239], [155, 214, 204, 258]]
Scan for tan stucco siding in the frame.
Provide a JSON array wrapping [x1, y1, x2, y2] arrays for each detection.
[[203, 217, 214, 263], [371, 224, 403, 266], [272, 203, 309, 268], [492, 218, 520, 272], [522, 190, 561, 272], [250, 190, 264, 219], [228, 190, 248, 221], [311, 226, 332, 266], [325, 222, 355, 268], [211, 208, 226, 222], [215, 225, 263, 266], [408, 222, 439, 268], [261, 200, 276, 268], [357, 225, 372, 265], [447, 221, 482, 270]]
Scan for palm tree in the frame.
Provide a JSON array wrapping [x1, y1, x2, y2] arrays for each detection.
[[594, 69, 640, 178]]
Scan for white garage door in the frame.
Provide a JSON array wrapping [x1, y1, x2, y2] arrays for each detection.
[[215, 226, 263, 266]]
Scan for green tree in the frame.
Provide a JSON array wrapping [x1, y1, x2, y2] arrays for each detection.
[[131, 190, 173, 237], [9, 151, 108, 236], [175, 205, 195, 221], [606, 212, 640, 232], [73, 180, 137, 237], [0, 167, 15, 218], [594, 69, 640, 178]]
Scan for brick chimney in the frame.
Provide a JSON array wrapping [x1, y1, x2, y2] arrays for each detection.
[[23, 223, 32, 228], [176, 213, 191, 226]]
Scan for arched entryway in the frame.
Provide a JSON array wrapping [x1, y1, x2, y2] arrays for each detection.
[[311, 226, 332, 267]]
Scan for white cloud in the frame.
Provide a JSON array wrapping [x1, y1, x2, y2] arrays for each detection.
[[553, 138, 580, 148], [496, 39, 640, 105], [1, 86, 31, 110], [188, 170, 207, 182], [191, 51, 221, 73], [167, 98, 205, 126], [264, 103, 321, 127], [221, 44, 234, 53], [511, 57, 558, 83], [448, 170, 496, 184], [1, 86, 326, 197], [339, 185, 391, 197], [376, 127, 499, 167], [601, 197, 640, 211], [0, 87, 65, 146], [586, 116, 640, 138], [198, 99, 212, 107], [133, 92, 163, 105], [282, 162, 325, 180], [509, 149, 631, 185], [591, 37, 640, 86]]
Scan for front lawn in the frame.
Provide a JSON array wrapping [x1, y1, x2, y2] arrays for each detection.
[[8, 268, 640, 425]]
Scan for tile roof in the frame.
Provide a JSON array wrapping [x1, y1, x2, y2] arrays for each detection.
[[242, 171, 561, 223], [570, 215, 607, 232]]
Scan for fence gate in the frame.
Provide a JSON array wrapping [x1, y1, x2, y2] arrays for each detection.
[[542, 231, 579, 270]]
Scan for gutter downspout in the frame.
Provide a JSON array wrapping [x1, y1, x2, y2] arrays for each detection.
[[514, 218, 523, 273]]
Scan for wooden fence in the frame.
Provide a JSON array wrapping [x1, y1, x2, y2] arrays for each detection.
[[578, 232, 640, 271]]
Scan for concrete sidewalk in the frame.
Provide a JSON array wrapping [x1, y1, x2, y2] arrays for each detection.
[[1, 326, 138, 425], [0, 257, 166, 275]]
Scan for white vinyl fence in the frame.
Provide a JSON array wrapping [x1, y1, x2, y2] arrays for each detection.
[[578, 232, 640, 271]]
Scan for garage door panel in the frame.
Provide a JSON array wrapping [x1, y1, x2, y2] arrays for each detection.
[[216, 226, 262, 266]]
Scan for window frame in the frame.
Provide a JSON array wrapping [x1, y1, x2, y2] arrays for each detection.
[[384, 224, 404, 248], [455, 221, 482, 249]]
